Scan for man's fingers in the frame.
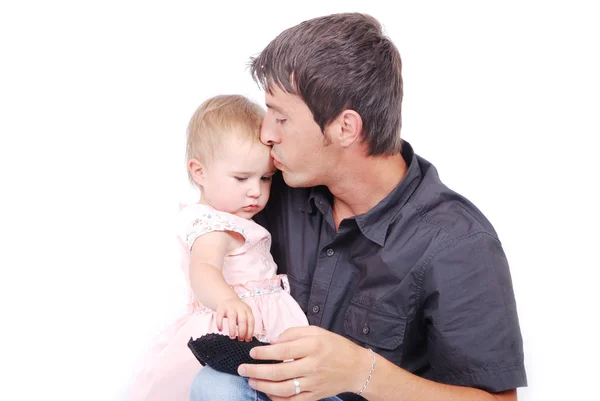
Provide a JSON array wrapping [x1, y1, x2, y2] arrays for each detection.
[[239, 359, 311, 382], [248, 375, 316, 398], [250, 337, 312, 361], [269, 393, 315, 401], [270, 325, 321, 344], [269, 396, 315, 401]]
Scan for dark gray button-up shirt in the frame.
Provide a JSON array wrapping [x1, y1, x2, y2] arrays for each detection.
[[255, 141, 527, 400]]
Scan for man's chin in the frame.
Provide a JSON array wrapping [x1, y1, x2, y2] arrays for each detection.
[[280, 170, 312, 188]]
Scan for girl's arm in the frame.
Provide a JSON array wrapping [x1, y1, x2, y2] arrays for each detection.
[[189, 230, 255, 340]]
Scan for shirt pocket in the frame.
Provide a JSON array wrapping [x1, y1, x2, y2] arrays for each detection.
[[344, 302, 407, 363]]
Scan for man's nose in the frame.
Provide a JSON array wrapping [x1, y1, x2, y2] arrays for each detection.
[[260, 119, 280, 146]]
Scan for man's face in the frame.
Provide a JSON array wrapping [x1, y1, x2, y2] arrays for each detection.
[[261, 85, 335, 187]]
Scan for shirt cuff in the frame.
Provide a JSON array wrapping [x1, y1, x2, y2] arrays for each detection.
[[436, 366, 528, 393]]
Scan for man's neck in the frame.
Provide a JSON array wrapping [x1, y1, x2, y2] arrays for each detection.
[[327, 152, 407, 229]]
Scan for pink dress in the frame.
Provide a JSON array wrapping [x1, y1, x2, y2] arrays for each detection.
[[126, 203, 309, 401]]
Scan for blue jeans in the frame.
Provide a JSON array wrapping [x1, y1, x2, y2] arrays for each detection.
[[190, 366, 342, 401]]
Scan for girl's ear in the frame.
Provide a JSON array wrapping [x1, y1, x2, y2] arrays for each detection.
[[188, 158, 205, 187]]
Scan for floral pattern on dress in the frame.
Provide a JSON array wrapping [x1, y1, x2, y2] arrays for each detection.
[[185, 212, 249, 251]]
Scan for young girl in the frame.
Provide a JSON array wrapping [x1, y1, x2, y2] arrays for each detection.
[[126, 95, 309, 401]]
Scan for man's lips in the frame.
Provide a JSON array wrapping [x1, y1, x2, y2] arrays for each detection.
[[271, 152, 282, 168]]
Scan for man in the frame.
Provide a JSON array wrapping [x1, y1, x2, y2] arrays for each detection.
[[191, 12, 526, 401]]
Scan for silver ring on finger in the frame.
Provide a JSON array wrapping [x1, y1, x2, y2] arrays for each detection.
[[293, 378, 301, 395]]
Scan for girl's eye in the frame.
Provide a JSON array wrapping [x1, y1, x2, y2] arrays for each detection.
[[275, 118, 286, 125], [235, 177, 247, 182], [261, 176, 273, 181]]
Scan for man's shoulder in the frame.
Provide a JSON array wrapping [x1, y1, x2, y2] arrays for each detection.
[[398, 155, 500, 242]]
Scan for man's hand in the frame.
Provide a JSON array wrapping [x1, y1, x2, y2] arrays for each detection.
[[237, 326, 372, 400]]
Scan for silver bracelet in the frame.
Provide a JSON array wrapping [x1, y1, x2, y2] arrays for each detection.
[[356, 348, 376, 396]]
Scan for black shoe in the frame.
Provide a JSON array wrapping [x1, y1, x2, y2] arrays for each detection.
[[188, 333, 282, 375]]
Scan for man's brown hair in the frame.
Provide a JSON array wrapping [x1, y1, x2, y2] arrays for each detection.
[[250, 13, 403, 155]]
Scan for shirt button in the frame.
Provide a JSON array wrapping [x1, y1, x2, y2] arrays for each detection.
[[362, 326, 370, 335], [326, 248, 334, 257], [312, 305, 320, 313]]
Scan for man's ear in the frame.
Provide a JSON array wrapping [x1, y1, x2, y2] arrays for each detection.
[[337, 109, 363, 148], [188, 158, 205, 187]]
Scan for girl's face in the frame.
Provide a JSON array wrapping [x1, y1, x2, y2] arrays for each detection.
[[194, 136, 276, 219]]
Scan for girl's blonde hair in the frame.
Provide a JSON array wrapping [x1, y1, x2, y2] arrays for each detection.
[[186, 95, 265, 186]]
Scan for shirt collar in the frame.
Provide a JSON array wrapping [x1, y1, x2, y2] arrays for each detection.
[[354, 141, 421, 246], [300, 141, 422, 246]]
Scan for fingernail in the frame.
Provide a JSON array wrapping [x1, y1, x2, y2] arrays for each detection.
[[248, 379, 256, 388], [249, 348, 256, 358], [238, 365, 246, 376]]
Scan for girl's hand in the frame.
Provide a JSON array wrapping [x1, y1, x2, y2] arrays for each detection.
[[216, 297, 255, 341]]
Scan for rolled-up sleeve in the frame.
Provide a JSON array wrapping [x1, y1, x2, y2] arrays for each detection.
[[421, 232, 527, 392]]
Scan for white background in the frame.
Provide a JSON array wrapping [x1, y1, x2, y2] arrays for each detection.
[[0, 1, 598, 400]]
